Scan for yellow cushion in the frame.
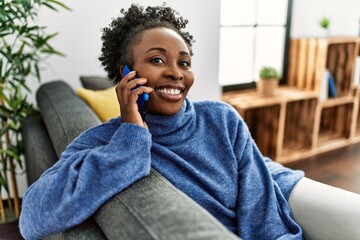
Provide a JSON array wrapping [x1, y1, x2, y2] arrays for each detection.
[[76, 86, 120, 122]]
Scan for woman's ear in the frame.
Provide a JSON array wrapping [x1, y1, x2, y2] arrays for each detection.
[[120, 66, 125, 78]]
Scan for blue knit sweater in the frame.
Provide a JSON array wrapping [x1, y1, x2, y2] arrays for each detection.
[[20, 99, 304, 239]]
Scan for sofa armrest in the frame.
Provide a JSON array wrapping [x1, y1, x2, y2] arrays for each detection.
[[94, 169, 240, 240], [22, 116, 58, 185], [289, 177, 360, 240]]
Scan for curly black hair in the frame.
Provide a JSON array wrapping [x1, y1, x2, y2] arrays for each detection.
[[99, 4, 195, 82]]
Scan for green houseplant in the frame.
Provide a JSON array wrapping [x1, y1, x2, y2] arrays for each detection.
[[0, 0, 70, 223], [257, 66, 281, 96]]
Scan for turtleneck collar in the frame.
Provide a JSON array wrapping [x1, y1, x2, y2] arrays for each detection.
[[145, 98, 196, 145]]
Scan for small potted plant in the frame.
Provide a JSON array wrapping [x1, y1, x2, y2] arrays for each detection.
[[319, 16, 331, 37], [257, 66, 280, 96]]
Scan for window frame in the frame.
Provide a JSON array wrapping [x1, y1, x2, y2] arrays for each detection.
[[221, 0, 293, 92]]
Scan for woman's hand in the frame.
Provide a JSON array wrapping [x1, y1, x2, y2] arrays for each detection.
[[116, 71, 153, 128]]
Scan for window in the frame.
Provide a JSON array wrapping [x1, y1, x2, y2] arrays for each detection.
[[219, 0, 292, 90]]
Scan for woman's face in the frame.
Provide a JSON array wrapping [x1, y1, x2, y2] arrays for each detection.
[[130, 27, 194, 116]]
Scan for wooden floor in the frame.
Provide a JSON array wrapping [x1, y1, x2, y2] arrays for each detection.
[[285, 142, 360, 194]]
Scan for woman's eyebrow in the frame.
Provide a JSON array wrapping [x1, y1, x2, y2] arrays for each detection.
[[179, 51, 190, 56], [145, 47, 190, 56], [146, 47, 166, 53]]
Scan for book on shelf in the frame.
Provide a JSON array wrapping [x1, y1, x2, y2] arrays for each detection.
[[319, 69, 338, 101], [328, 72, 337, 98], [319, 69, 329, 102], [354, 56, 360, 86]]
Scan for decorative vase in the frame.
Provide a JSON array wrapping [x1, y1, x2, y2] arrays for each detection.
[[257, 79, 279, 96]]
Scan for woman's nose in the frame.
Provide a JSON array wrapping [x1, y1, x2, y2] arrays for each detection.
[[164, 65, 184, 80]]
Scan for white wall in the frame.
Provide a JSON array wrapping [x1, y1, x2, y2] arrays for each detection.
[[27, 0, 360, 101], [291, 0, 360, 37], [15, 0, 360, 198], [27, 0, 221, 103], [13, 0, 220, 198]]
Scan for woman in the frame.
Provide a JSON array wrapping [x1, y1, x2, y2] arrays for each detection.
[[20, 4, 304, 239]]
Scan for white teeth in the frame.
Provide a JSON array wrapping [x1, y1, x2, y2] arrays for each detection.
[[156, 88, 181, 95]]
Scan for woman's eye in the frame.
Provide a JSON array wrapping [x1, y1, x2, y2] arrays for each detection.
[[150, 57, 165, 64], [180, 61, 191, 67]]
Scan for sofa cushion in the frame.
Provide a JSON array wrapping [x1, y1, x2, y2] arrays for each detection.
[[36, 81, 102, 157], [45, 218, 107, 240], [80, 75, 115, 90], [76, 86, 120, 122]]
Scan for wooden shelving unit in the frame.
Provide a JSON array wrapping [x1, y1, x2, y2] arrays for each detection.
[[223, 37, 360, 163]]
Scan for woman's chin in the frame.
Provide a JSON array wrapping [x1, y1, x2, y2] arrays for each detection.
[[147, 99, 184, 116]]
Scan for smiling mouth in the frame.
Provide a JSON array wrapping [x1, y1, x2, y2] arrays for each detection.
[[156, 88, 181, 95], [155, 87, 184, 101]]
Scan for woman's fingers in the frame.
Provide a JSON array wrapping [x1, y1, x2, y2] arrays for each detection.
[[115, 72, 153, 127], [123, 78, 148, 92], [119, 71, 136, 87], [116, 78, 150, 105], [127, 86, 153, 103]]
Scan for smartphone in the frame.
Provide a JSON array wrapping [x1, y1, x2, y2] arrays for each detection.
[[122, 65, 149, 121]]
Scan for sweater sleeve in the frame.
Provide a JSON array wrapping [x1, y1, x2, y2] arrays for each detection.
[[264, 157, 304, 200], [234, 126, 304, 239], [19, 121, 152, 240]]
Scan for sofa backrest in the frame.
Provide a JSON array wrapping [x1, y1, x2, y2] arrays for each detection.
[[36, 81, 101, 157], [79, 75, 115, 90]]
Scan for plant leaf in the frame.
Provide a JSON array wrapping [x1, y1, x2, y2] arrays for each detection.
[[0, 173, 9, 193], [46, 0, 72, 11]]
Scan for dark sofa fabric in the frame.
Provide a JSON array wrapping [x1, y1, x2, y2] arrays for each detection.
[[35, 81, 101, 156], [22, 80, 240, 240], [23, 116, 58, 186], [79, 76, 115, 91], [23, 81, 108, 239]]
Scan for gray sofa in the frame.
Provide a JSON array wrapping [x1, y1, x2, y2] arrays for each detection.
[[22, 80, 239, 240], [22, 79, 360, 240]]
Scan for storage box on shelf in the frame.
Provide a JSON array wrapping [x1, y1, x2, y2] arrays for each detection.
[[282, 97, 317, 162], [288, 37, 359, 95], [223, 87, 318, 163], [314, 96, 355, 153], [223, 90, 282, 160]]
